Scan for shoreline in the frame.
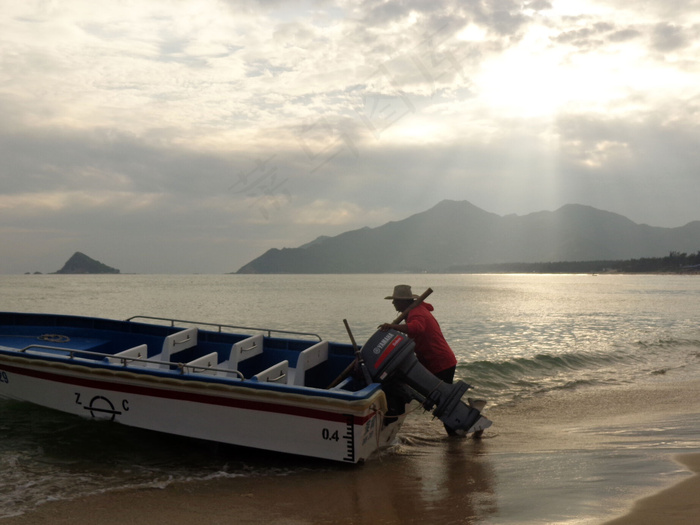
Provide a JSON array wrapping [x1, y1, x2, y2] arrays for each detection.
[[4, 456, 699, 525], [604, 453, 700, 524], [3, 379, 700, 524]]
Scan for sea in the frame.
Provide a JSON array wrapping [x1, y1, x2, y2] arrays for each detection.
[[1, 273, 700, 523]]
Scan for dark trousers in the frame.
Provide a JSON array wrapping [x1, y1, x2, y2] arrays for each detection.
[[434, 365, 456, 384]]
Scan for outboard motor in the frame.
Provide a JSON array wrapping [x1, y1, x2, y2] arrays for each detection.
[[361, 329, 491, 434]]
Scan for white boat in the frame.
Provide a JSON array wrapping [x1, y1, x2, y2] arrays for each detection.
[[0, 312, 491, 463]]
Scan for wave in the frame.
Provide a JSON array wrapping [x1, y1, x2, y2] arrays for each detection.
[[458, 336, 700, 405], [634, 337, 700, 351]]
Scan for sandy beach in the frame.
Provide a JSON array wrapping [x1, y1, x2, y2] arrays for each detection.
[[604, 454, 700, 525], [3, 376, 699, 525]]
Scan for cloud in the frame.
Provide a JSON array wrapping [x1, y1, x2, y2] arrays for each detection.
[[608, 28, 642, 42], [651, 22, 692, 52], [1, 1, 699, 273]]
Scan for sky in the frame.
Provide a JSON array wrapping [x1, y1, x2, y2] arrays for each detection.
[[1, 0, 699, 274]]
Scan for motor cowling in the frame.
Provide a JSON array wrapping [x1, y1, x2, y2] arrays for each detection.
[[360, 329, 491, 434]]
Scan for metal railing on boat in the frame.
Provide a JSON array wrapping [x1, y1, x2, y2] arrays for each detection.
[[124, 315, 323, 341], [17, 344, 246, 379]]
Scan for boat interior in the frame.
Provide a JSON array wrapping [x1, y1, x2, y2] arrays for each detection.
[[0, 313, 361, 392]]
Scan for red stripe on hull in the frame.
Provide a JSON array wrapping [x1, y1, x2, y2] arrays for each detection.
[[0, 362, 375, 425]]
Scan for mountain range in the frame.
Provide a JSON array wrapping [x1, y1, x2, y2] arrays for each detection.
[[236, 200, 700, 274]]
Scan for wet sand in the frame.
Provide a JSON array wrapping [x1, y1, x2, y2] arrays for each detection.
[[3, 378, 700, 524], [604, 453, 700, 525]]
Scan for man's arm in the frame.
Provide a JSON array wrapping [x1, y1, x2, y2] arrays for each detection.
[[379, 309, 426, 335], [379, 322, 408, 333]]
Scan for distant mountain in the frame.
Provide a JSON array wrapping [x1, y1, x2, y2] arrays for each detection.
[[55, 252, 120, 274], [236, 200, 700, 273]]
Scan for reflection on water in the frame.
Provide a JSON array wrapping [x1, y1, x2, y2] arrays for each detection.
[[409, 438, 496, 522], [323, 418, 498, 524]]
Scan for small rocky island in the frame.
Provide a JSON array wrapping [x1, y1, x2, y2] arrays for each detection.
[[55, 252, 120, 274]]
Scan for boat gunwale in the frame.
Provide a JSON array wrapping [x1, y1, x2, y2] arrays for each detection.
[[12, 342, 246, 379], [0, 350, 387, 409]]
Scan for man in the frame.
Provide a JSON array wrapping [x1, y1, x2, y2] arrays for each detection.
[[380, 284, 485, 438], [379, 284, 457, 385]]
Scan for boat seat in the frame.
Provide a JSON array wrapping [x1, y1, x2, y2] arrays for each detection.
[[288, 341, 329, 386], [252, 360, 289, 383], [218, 334, 264, 378], [146, 327, 198, 370], [184, 352, 219, 376], [107, 344, 148, 367]]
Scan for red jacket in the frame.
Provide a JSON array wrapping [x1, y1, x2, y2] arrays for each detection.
[[405, 302, 457, 374]]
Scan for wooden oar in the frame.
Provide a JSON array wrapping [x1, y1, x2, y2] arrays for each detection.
[[326, 288, 433, 389], [343, 318, 360, 354], [327, 319, 362, 389]]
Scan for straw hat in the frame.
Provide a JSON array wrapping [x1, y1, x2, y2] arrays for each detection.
[[384, 284, 418, 300]]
